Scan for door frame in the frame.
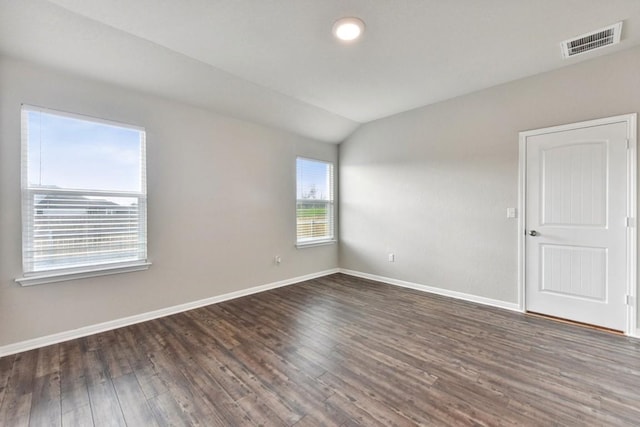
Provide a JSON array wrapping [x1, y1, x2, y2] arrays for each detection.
[[517, 114, 638, 336]]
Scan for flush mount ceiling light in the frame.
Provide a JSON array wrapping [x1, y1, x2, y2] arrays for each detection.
[[332, 17, 365, 42]]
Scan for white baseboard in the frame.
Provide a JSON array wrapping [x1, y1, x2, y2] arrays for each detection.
[[339, 269, 521, 312], [339, 270, 640, 338], [0, 268, 339, 357]]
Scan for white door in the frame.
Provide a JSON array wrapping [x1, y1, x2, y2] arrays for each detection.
[[524, 119, 631, 331]]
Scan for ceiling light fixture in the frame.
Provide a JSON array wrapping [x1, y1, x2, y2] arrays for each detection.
[[332, 17, 365, 42]]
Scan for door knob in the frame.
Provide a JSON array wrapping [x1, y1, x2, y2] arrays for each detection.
[[528, 230, 538, 236]]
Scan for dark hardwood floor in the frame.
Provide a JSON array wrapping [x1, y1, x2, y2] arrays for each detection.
[[1, 273, 640, 426]]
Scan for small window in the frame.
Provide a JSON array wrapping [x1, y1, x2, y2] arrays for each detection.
[[296, 157, 335, 245], [19, 106, 147, 282]]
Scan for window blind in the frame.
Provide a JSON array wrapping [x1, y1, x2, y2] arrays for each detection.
[[21, 106, 147, 275], [296, 157, 335, 244]]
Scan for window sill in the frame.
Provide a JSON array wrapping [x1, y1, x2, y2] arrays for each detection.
[[296, 239, 337, 249], [15, 261, 152, 286]]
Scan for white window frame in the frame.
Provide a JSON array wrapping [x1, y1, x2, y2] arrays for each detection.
[[296, 156, 336, 247], [16, 105, 150, 286]]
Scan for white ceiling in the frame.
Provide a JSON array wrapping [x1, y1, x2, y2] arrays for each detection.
[[1, 0, 640, 143]]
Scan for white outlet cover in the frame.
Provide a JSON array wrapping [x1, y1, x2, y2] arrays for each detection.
[[506, 208, 517, 218]]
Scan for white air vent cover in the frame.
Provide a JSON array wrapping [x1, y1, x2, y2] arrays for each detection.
[[561, 22, 623, 58]]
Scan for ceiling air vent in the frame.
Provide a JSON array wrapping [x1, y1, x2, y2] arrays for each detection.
[[561, 22, 623, 58]]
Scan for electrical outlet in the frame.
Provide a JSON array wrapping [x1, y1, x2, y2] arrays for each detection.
[[506, 207, 517, 218], [274, 255, 282, 265], [388, 253, 395, 262]]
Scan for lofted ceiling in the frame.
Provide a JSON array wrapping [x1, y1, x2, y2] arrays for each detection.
[[1, 0, 640, 143]]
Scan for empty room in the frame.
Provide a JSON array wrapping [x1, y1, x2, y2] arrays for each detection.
[[2, 0, 640, 425]]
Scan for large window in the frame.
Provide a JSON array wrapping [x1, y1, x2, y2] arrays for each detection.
[[296, 157, 335, 245], [19, 106, 147, 284]]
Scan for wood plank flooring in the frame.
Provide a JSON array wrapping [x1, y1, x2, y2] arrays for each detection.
[[1, 273, 640, 426]]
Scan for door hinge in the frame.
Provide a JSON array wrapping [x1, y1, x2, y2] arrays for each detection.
[[626, 295, 633, 306], [626, 217, 634, 227], [626, 139, 630, 149]]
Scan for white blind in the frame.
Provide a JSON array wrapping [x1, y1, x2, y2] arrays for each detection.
[[21, 106, 147, 274], [296, 157, 335, 243]]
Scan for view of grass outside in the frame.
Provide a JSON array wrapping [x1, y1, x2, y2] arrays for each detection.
[[296, 202, 331, 240], [296, 157, 334, 242], [297, 207, 327, 217]]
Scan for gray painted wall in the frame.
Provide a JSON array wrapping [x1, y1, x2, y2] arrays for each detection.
[[3, 44, 640, 349], [0, 56, 338, 347], [340, 46, 640, 325]]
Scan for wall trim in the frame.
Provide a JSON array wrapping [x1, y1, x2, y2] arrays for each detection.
[[339, 269, 521, 312], [0, 268, 339, 357]]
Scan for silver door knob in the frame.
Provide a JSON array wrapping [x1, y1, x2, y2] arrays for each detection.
[[529, 230, 538, 236]]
